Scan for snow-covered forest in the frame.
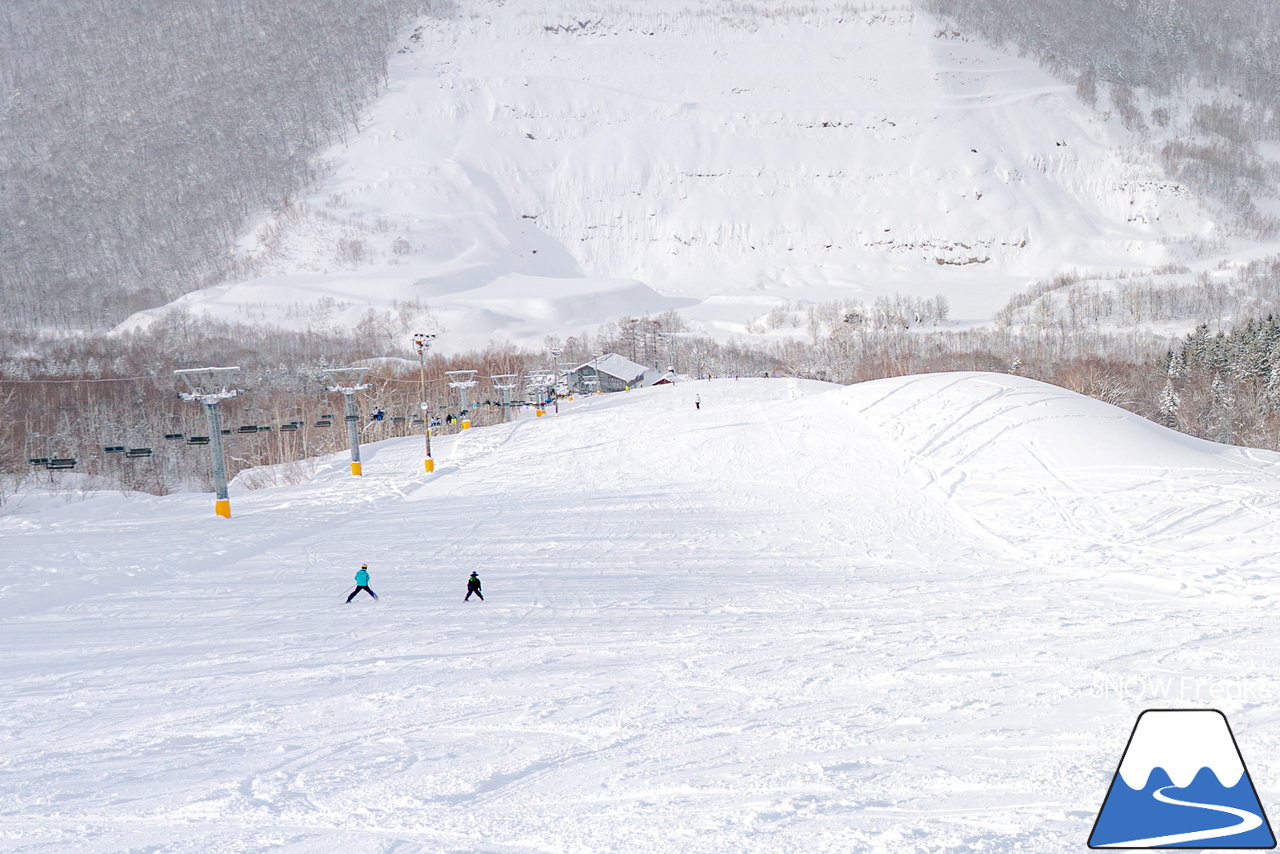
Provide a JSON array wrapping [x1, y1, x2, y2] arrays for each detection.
[[923, 0, 1280, 232], [0, 0, 441, 329]]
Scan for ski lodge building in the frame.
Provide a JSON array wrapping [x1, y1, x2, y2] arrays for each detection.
[[567, 353, 649, 393]]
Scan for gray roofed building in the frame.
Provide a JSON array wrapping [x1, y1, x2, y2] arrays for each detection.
[[568, 353, 648, 393]]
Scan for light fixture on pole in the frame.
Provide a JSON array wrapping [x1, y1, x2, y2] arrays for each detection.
[[549, 347, 563, 414], [446, 370, 478, 429], [323, 368, 371, 476], [412, 333, 437, 472], [175, 367, 241, 518]]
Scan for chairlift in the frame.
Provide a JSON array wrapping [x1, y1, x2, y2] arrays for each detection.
[[104, 445, 126, 453], [258, 426, 272, 432], [344, 415, 359, 423], [279, 424, 299, 432], [237, 425, 259, 434], [125, 448, 152, 458], [391, 416, 406, 423], [220, 429, 231, 435], [47, 458, 77, 470], [314, 420, 333, 428], [28, 457, 49, 465], [188, 436, 211, 445], [164, 433, 183, 440]]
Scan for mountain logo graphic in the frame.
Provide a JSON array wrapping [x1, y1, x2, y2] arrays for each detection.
[[1089, 709, 1276, 849]]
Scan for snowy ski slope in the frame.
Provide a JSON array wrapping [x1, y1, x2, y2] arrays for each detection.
[[117, 0, 1214, 350], [5, 373, 1280, 852]]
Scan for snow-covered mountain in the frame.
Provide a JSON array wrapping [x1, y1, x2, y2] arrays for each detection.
[[6, 373, 1280, 851], [116, 0, 1215, 352]]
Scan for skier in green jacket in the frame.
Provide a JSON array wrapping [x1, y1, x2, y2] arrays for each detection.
[[347, 564, 378, 602]]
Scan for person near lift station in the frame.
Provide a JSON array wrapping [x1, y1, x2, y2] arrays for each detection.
[[465, 571, 483, 601], [347, 563, 378, 603]]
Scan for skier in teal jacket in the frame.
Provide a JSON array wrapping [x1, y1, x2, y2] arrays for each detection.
[[347, 564, 377, 602]]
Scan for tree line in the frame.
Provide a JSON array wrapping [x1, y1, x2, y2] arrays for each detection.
[[921, 0, 1280, 237], [0, 0, 448, 330], [11, 290, 1280, 504]]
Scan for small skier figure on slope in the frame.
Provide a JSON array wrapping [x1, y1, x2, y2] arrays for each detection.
[[347, 564, 378, 603], [695, 394, 701, 410], [465, 571, 483, 601]]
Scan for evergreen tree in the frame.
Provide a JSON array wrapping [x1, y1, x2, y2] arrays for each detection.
[[1158, 379, 1181, 429], [1208, 374, 1235, 444]]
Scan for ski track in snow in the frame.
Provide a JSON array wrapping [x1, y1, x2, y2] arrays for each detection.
[[4, 373, 1280, 852]]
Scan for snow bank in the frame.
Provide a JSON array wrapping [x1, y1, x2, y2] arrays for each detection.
[[840, 372, 1280, 574]]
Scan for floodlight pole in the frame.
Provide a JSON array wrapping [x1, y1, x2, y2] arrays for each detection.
[[175, 367, 241, 518], [324, 369, 371, 476], [550, 347, 562, 413], [413, 333, 437, 472]]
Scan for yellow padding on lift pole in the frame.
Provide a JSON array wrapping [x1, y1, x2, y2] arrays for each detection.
[[424, 458, 435, 473], [215, 499, 231, 518], [351, 461, 362, 476]]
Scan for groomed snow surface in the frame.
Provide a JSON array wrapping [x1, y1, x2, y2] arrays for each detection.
[[6, 373, 1280, 852]]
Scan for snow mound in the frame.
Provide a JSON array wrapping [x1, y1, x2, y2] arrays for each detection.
[[842, 371, 1280, 572]]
